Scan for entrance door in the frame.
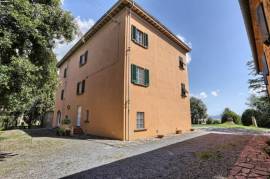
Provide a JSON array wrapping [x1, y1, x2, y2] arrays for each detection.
[[77, 106, 82, 127], [56, 111, 61, 127]]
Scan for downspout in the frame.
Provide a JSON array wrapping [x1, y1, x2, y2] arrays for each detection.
[[126, 0, 134, 140]]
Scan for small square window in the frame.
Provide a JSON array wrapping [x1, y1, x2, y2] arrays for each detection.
[[64, 68, 67, 78], [179, 57, 185, 70], [79, 51, 88, 67], [181, 83, 188, 97], [136, 112, 145, 129], [61, 90, 64, 100], [77, 80, 85, 95]]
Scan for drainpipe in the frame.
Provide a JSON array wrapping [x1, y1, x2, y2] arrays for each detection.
[[125, 0, 134, 141]]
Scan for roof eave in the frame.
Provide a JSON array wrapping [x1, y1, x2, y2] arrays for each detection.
[[239, 0, 260, 73], [57, 0, 191, 68]]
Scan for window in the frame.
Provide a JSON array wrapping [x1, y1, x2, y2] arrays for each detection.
[[136, 112, 145, 129], [61, 90, 64, 100], [79, 50, 88, 66], [181, 83, 188, 97], [56, 111, 61, 127], [77, 80, 85, 95], [64, 68, 67, 78], [179, 56, 185, 70], [131, 25, 148, 48], [131, 64, 149, 87], [257, 3, 270, 44]]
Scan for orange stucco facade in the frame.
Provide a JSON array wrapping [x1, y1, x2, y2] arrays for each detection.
[[240, 0, 270, 94], [53, 0, 192, 140]]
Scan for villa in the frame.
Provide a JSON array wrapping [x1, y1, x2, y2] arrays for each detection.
[[239, 0, 270, 95], [53, 0, 192, 140]]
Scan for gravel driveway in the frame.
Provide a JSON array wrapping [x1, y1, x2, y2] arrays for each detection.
[[0, 129, 206, 179], [0, 128, 269, 179]]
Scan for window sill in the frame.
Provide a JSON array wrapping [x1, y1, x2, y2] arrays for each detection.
[[132, 81, 149, 88], [134, 128, 147, 132], [132, 39, 148, 49]]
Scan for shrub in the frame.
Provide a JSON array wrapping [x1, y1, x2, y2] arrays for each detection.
[[241, 109, 261, 126], [206, 117, 213, 124], [221, 108, 241, 124], [56, 128, 66, 136], [62, 117, 71, 125]]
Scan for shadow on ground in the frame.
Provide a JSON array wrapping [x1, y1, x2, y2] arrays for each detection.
[[0, 152, 18, 162], [22, 128, 115, 141], [62, 133, 252, 179]]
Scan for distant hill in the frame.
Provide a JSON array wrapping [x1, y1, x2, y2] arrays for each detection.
[[209, 115, 222, 120]]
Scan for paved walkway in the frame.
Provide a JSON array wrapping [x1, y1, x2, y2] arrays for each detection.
[[228, 136, 270, 179]]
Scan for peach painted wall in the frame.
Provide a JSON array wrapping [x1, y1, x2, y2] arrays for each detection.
[[127, 12, 191, 140], [53, 10, 127, 140]]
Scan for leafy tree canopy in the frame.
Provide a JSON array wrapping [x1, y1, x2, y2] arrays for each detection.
[[190, 97, 208, 124], [0, 0, 77, 126], [221, 108, 241, 124]]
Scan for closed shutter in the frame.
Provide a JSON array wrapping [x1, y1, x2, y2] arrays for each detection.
[[144, 69, 149, 86], [131, 64, 137, 83], [85, 51, 88, 64], [144, 33, 148, 48], [82, 80, 85, 93], [132, 25, 136, 41]]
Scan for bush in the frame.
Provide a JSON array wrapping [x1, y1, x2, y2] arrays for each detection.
[[221, 108, 241, 124], [213, 120, 221, 124], [241, 109, 261, 126], [62, 117, 71, 125], [206, 117, 213, 124], [56, 128, 65, 136]]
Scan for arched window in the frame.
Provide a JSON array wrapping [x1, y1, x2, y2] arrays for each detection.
[[56, 111, 61, 127]]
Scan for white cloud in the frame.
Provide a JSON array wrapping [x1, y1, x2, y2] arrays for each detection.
[[176, 34, 192, 48], [199, 92, 208, 99], [177, 34, 192, 64], [192, 92, 208, 99], [186, 53, 192, 64], [211, 90, 220, 97], [53, 16, 95, 61]]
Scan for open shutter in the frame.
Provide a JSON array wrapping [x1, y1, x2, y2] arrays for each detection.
[[82, 80, 85, 93], [77, 82, 80, 95], [85, 51, 88, 64], [131, 64, 137, 83], [144, 69, 149, 87], [144, 33, 148, 48], [79, 55, 82, 66], [132, 25, 136, 41]]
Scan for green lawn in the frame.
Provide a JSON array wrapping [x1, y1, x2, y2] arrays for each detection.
[[192, 123, 270, 132]]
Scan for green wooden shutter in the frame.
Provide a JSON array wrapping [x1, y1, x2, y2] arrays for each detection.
[[77, 82, 80, 95], [131, 25, 136, 41], [82, 80, 85, 93], [131, 64, 137, 83], [144, 33, 148, 48], [144, 69, 149, 87], [85, 51, 88, 64]]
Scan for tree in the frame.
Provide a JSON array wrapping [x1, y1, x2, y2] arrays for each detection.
[[241, 109, 261, 126], [190, 97, 208, 124], [221, 108, 241, 124], [0, 0, 77, 127], [246, 60, 270, 128]]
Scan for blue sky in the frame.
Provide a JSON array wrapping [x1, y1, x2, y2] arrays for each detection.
[[56, 0, 253, 116]]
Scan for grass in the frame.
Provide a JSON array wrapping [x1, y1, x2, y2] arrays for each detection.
[[193, 122, 270, 132], [195, 150, 223, 160]]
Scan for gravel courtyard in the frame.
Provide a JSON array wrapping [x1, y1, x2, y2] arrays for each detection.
[[0, 128, 270, 179]]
